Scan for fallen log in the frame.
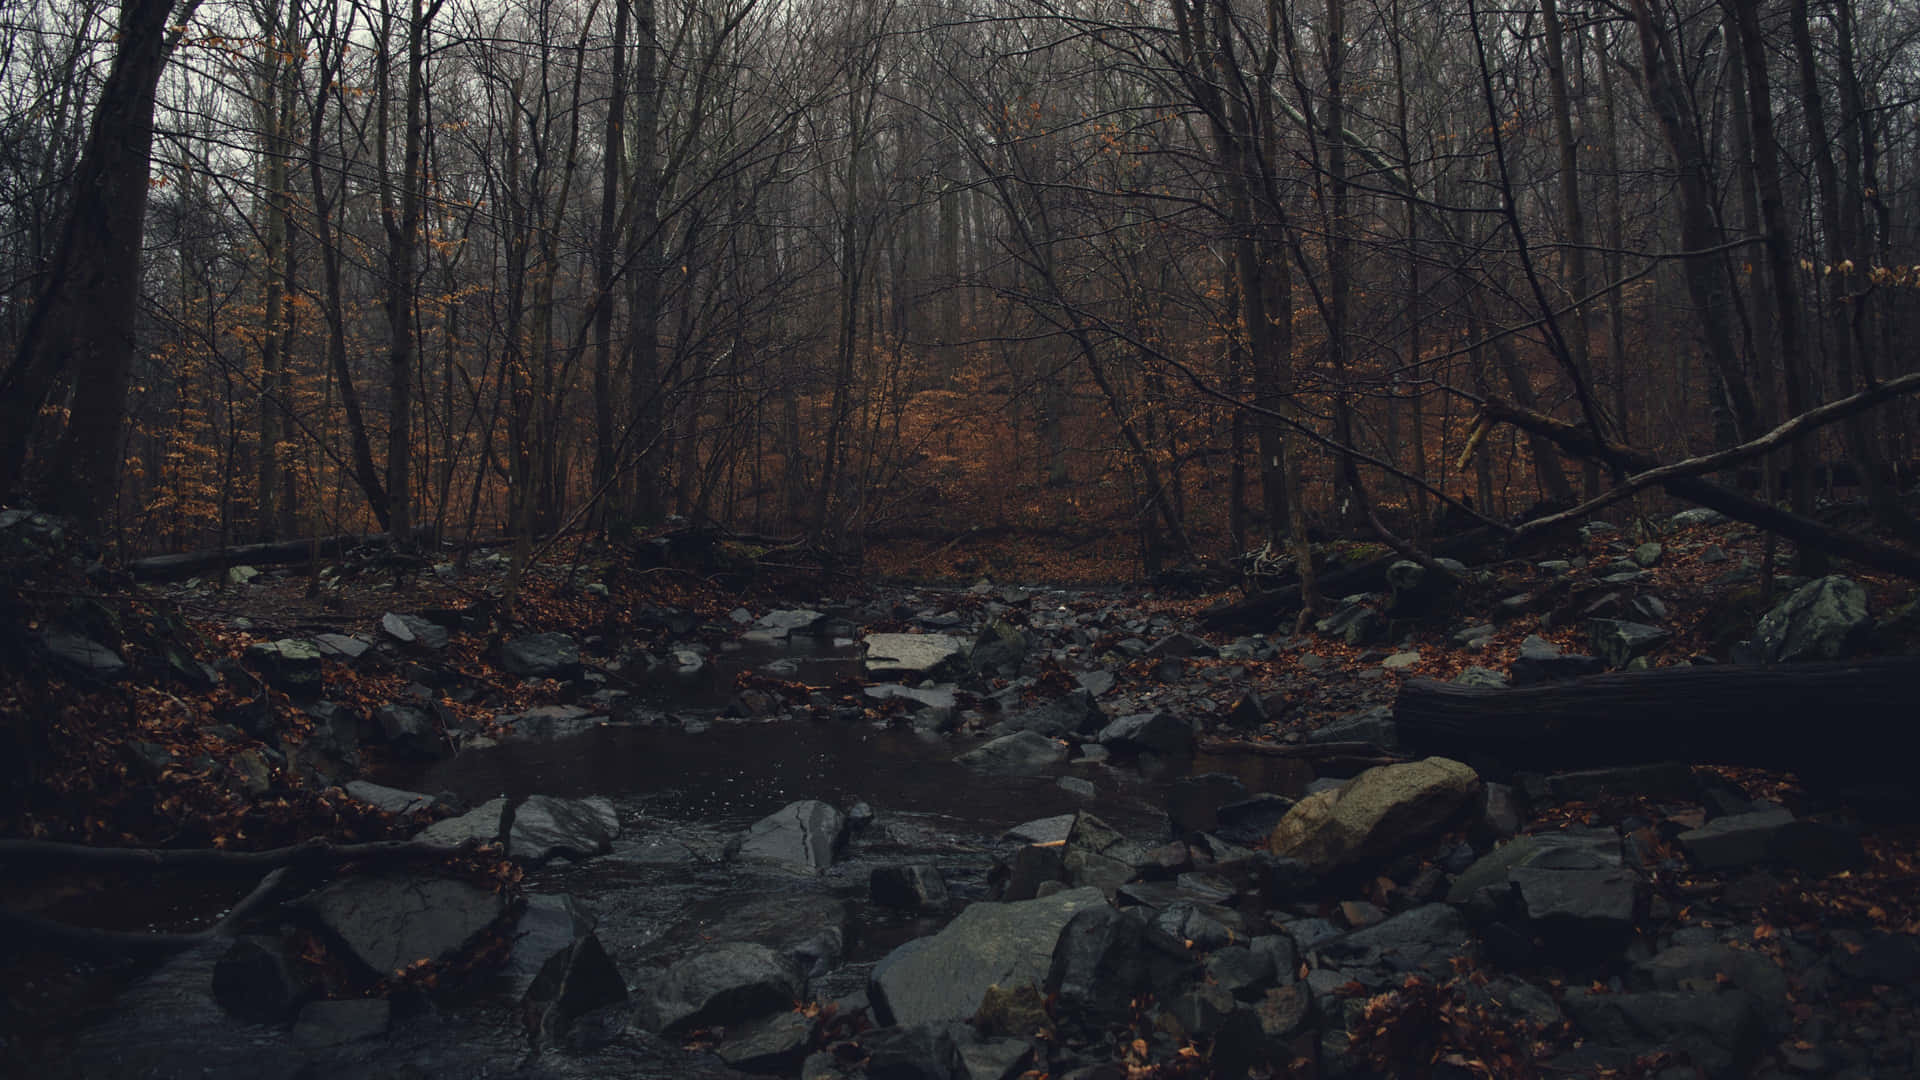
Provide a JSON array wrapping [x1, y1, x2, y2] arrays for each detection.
[[1393, 657, 1920, 782], [128, 530, 430, 582]]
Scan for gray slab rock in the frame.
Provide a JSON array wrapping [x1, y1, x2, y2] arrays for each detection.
[[869, 887, 1108, 1026], [860, 1023, 965, 1080], [734, 799, 848, 874], [1588, 619, 1671, 669], [1562, 989, 1764, 1079], [864, 633, 969, 681], [379, 612, 449, 649], [504, 894, 629, 1045], [510, 795, 620, 864], [1751, 575, 1873, 662], [716, 1010, 818, 1074], [415, 796, 508, 848], [43, 630, 128, 680], [291, 998, 391, 1049], [646, 941, 805, 1036], [243, 639, 324, 695], [1678, 808, 1797, 870], [312, 633, 372, 661], [872, 864, 951, 910], [955, 731, 1066, 775], [995, 690, 1104, 738], [500, 632, 582, 678], [298, 873, 510, 980], [501, 704, 601, 742], [1096, 711, 1196, 757], [344, 780, 434, 816]]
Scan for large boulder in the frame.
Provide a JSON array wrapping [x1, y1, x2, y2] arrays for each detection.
[[864, 633, 969, 681], [869, 887, 1108, 1026], [499, 632, 582, 679], [1750, 575, 1872, 663], [42, 629, 128, 681], [644, 942, 805, 1036], [733, 799, 848, 874], [297, 873, 511, 981], [510, 795, 621, 865], [1561, 989, 1765, 1079], [1587, 619, 1670, 669], [242, 639, 324, 696], [971, 619, 1029, 675], [995, 690, 1105, 738], [1096, 711, 1196, 757], [503, 894, 628, 1045], [1046, 904, 1194, 1025], [1268, 757, 1480, 874], [954, 731, 1066, 775]]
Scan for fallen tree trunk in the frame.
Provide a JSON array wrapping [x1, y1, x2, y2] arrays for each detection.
[[128, 530, 431, 582], [1394, 658, 1920, 781]]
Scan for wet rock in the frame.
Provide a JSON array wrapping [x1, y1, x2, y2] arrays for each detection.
[[666, 895, 851, 979], [1096, 712, 1195, 757], [1751, 575, 1873, 662], [119, 739, 173, 782], [646, 941, 806, 1036], [1166, 773, 1251, 838], [1046, 904, 1192, 1024], [959, 1037, 1035, 1080], [974, 982, 1051, 1040], [375, 702, 446, 759], [243, 639, 324, 696], [1314, 903, 1471, 981], [1056, 776, 1096, 800], [511, 795, 620, 865], [735, 799, 848, 874], [1205, 945, 1276, 998], [1561, 989, 1763, 1079], [1061, 812, 1142, 895], [1507, 635, 1604, 685], [291, 998, 390, 1048], [1267, 757, 1480, 874], [997, 843, 1067, 901], [972, 619, 1029, 675], [43, 629, 128, 681], [1226, 689, 1282, 730], [716, 1010, 818, 1074], [1480, 782, 1522, 836], [1637, 944, 1790, 1034], [304, 703, 363, 766], [1004, 814, 1077, 845], [1671, 508, 1725, 528], [955, 731, 1066, 775], [1588, 619, 1670, 669], [1302, 704, 1398, 749], [1315, 601, 1381, 646], [1505, 837, 1640, 954], [1165, 983, 1238, 1038], [1381, 650, 1421, 670], [865, 633, 969, 681], [297, 873, 510, 980], [996, 690, 1104, 738], [500, 632, 582, 679], [1451, 665, 1508, 689], [867, 684, 960, 717], [501, 704, 601, 742], [1212, 986, 1313, 1076], [505, 894, 628, 1045], [211, 934, 315, 1023], [229, 749, 273, 796], [873, 864, 951, 910], [416, 796, 508, 848], [1678, 807, 1797, 870], [1076, 669, 1116, 697], [1212, 795, 1297, 847], [752, 609, 826, 639], [380, 611, 449, 649], [869, 887, 1107, 1026], [861, 1023, 965, 1080]]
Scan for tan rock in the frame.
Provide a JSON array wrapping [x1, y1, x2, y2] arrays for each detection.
[[1268, 757, 1480, 872]]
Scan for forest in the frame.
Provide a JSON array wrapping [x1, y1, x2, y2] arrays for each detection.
[[4, 0, 1918, 582]]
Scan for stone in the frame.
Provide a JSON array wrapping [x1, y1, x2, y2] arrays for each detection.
[[1670, 508, 1725, 528], [1453, 624, 1497, 647], [1212, 795, 1297, 847], [1632, 542, 1664, 567], [955, 731, 1066, 775], [416, 796, 509, 848], [1047, 904, 1192, 1024], [646, 942, 805, 1036], [1588, 619, 1670, 669], [1508, 635, 1604, 685], [1096, 712, 1195, 757], [1637, 945, 1790, 1034], [290, 998, 390, 1048], [1268, 757, 1480, 873], [716, 1010, 818, 1073], [972, 619, 1029, 674], [996, 690, 1104, 738], [1751, 575, 1873, 663], [1452, 665, 1509, 689], [1562, 989, 1764, 1079], [869, 887, 1108, 1026], [1076, 669, 1116, 697], [861, 1024, 965, 1080], [311, 633, 372, 661], [872, 864, 951, 910], [41, 630, 128, 681], [1004, 814, 1077, 845], [1302, 705, 1398, 749], [1166, 773, 1251, 838], [973, 982, 1051, 1039], [865, 633, 969, 681], [1385, 559, 1460, 619], [1313, 903, 1471, 980], [227, 565, 261, 586], [1544, 761, 1697, 803], [298, 873, 510, 980], [501, 704, 601, 741], [243, 639, 324, 695], [500, 632, 582, 678], [374, 702, 446, 758], [510, 795, 620, 865], [1381, 650, 1421, 670], [1212, 986, 1312, 1076], [1056, 776, 1096, 799], [1145, 632, 1215, 659], [735, 799, 848, 874], [867, 684, 960, 716], [1678, 808, 1797, 870], [753, 609, 826, 638], [380, 612, 449, 649], [1315, 602, 1381, 646], [1205, 945, 1276, 998], [212, 935, 315, 1023], [958, 1037, 1034, 1080], [1165, 984, 1239, 1038], [504, 894, 629, 1045]]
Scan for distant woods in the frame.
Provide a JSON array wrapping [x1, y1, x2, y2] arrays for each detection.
[[2, 0, 1918, 574]]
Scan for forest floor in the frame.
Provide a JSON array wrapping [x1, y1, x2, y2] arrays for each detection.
[[3, 501, 1920, 1077]]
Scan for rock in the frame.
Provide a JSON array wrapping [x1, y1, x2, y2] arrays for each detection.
[[311, 633, 372, 661], [1562, 989, 1764, 1078], [1313, 903, 1471, 980], [1077, 669, 1116, 697], [1632, 542, 1664, 567], [242, 639, 324, 695], [974, 982, 1052, 1040], [290, 998, 390, 1048], [662, 895, 851, 979], [753, 609, 826, 639], [119, 740, 172, 782], [1205, 945, 1276, 998], [297, 873, 510, 980], [1056, 776, 1096, 799], [1165, 984, 1239, 1038], [1096, 712, 1195, 757], [1637, 945, 1790, 1034], [1212, 795, 1296, 847], [500, 632, 582, 678], [1047, 904, 1192, 1025], [861, 1024, 965, 1080], [869, 887, 1108, 1026], [1385, 559, 1460, 619], [958, 1037, 1034, 1080], [646, 942, 805, 1036], [996, 690, 1104, 738], [1507, 635, 1604, 685], [374, 702, 446, 758], [504, 894, 629, 1045], [212, 935, 315, 1023], [1587, 619, 1671, 669], [1504, 836, 1640, 954], [1302, 704, 1398, 749], [1226, 690, 1280, 730], [1315, 602, 1381, 646], [867, 684, 960, 715], [1480, 783, 1522, 836], [1451, 665, 1508, 689], [735, 799, 848, 874], [1268, 757, 1480, 874], [865, 633, 969, 681], [1453, 624, 1497, 646], [1061, 812, 1143, 895], [229, 749, 273, 796], [510, 795, 620, 865], [1381, 650, 1420, 670], [955, 731, 1066, 775], [1678, 808, 1797, 870], [1166, 774, 1251, 838], [716, 1010, 818, 1073], [1004, 814, 1077, 845], [501, 704, 601, 741], [1212, 986, 1313, 1076], [416, 796, 509, 848], [1670, 508, 1725, 528], [1145, 632, 1215, 659], [872, 864, 951, 910], [972, 619, 1029, 675], [42, 630, 128, 681], [380, 612, 449, 649], [1751, 575, 1873, 663], [227, 565, 261, 586]]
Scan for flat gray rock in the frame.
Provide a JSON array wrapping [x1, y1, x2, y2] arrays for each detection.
[[869, 887, 1108, 1026], [510, 795, 620, 864], [416, 797, 508, 848], [955, 730, 1066, 775], [734, 799, 848, 874], [344, 780, 434, 816], [298, 874, 509, 979], [863, 632, 968, 681]]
